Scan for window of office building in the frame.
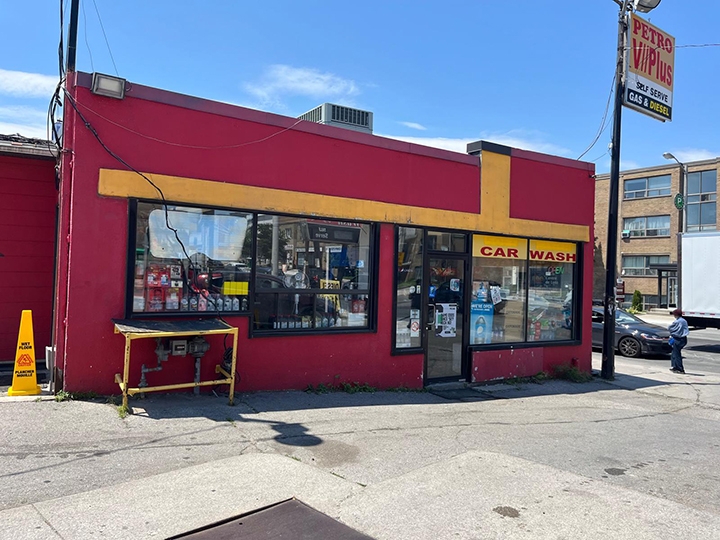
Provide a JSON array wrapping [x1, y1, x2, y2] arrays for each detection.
[[686, 169, 717, 232], [623, 175, 671, 200], [623, 215, 670, 237], [621, 255, 670, 276]]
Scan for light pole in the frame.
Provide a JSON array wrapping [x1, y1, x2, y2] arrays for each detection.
[[663, 152, 685, 310], [602, 0, 663, 380]]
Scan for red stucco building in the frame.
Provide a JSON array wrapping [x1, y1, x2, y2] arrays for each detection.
[[53, 71, 595, 395]]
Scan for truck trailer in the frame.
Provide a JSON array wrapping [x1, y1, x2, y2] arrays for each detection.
[[681, 232, 720, 329]]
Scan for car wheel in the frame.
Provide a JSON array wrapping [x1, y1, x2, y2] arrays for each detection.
[[618, 337, 641, 358]]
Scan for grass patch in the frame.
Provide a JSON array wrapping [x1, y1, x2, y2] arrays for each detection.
[[552, 365, 593, 383]]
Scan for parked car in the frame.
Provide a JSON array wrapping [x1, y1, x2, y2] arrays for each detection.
[[591, 307, 671, 357]]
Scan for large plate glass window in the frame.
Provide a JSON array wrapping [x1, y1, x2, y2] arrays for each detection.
[[471, 235, 528, 344], [527, 240, 576, 342], [395, 227, 423, 349], [254, 215, 372, 331], [132, 202, 253, 314]]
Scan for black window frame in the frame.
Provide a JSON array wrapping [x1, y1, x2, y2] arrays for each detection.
[[126, 199, 379, 337], [390, 226, 583, 355]]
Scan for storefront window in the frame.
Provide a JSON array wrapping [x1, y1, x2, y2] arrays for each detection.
[[527, 240, 576, 342], [395, 227, 423, 348], [471, 235, 528, 344], [253, 215, 372, 331], [132, 202, 253, 314], [427, 230, 466, 252]]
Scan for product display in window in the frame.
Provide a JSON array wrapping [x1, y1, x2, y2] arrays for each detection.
[[252, 215, 372, 332], [132, 204, 253, 314], [471, 235, 528, 344], [526, 240, 576, 342], [130, 204, 374, 331]]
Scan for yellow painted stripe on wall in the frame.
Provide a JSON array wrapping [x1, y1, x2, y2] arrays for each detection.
[[479, 152, 511, 224], [98, 168, 589, 242]]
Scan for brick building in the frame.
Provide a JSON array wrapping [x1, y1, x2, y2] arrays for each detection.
[[595, 157, 719, 309]]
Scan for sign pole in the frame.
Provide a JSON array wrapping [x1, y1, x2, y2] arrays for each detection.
[[601, 1, 630, 380]]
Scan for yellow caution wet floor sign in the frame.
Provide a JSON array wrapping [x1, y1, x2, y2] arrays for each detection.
[[8, 310, 41, 396]]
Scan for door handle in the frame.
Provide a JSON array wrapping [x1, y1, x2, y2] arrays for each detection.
[[426, 304, 436, 330]]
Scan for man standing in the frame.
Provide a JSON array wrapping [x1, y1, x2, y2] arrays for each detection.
[[668, 308, 689, 373]]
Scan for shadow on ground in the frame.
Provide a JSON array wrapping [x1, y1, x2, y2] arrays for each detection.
[[120, 370, 674, 420]]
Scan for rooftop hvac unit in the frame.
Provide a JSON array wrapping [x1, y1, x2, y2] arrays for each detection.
[[298, 103, 373, 134]]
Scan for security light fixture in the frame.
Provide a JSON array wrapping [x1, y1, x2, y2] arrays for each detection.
[[634, 0, 661, 13], [90, 73, 126, 100]]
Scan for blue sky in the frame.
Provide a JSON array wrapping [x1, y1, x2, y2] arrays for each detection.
[[1, 1, 718, 173]]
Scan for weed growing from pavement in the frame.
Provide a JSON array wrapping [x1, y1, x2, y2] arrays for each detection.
[[53, 390, 102, 402], [305, 382, 378, 394], [552, 365, 593, 383], [54, 390, 71, 402], [387, 385, 427, 393], [116, 405, 129, 419]]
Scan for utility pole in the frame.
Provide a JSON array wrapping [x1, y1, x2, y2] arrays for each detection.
[[601, 0, 630, 380], [67, 0, 80, 72]]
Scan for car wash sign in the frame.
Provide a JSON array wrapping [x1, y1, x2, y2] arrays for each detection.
[[623, 13, 675, 122]]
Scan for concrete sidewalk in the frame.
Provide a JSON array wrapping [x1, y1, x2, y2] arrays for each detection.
[[2, 354, 720, 539]]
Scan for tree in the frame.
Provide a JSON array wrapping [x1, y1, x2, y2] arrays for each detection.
[[632, 290, 643, 311]]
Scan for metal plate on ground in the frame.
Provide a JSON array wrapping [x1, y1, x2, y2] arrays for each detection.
[[167, 498, 375, 539]]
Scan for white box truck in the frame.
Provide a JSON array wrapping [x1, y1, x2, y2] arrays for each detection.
[[682, 232, 720, 329]]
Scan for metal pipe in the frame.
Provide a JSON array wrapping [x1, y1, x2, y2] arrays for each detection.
[[677, 164, 685, 310]]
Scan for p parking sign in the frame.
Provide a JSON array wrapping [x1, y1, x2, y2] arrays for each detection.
[[674, 193, 684, 210]]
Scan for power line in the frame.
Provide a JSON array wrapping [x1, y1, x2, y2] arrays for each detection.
[[81, 0, 95, 72], [576, 74, 615, 161], [91, 0, 119, 76], [72, 98, 305, 150]]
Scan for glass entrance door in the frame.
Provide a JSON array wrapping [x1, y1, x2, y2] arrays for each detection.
[[426, 257, 465, 380], [668, 276, 677, 307]]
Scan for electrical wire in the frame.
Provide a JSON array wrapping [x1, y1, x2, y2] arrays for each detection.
[[71, 97, 305, 149], [91, 0, 119, 76], [576, 74, 615, 161], [58, 0, 65, 78], [81, 0, 95, 72], [63, 88, 238, 381]]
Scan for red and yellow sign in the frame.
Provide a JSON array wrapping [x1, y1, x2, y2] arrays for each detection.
[[473, 235, 527, 260], [8, 310, 41, 396], [529, 240, 576, 263], [624, 13, 675, 122]]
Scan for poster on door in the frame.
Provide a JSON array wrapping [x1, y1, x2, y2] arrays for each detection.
[[435, 303, 457, 338], [470, 301, 494, 345]]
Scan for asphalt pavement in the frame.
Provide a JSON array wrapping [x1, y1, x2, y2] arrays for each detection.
[[2, 345, 720, 540]]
